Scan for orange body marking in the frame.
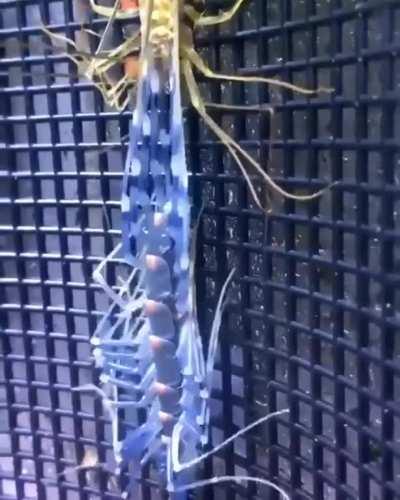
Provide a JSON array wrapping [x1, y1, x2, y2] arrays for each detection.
[[121, 0, 140, 79]]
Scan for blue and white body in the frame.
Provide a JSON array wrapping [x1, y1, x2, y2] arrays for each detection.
[[73, 1, 289, 498], [90, 1, 212, 497]]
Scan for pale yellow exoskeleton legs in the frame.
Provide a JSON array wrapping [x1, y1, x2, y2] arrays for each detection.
[[182, 44, 333, 95], [183, 57, 330, 209], [183, 59, 271, 209], [184, 0, 247, 27], [203, 102, 275, 209], [42, 0, 140, 110], [41, 25, 117, 104], [179, 5, 334, 209]]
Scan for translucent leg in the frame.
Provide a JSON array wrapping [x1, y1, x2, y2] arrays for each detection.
[[72, 383, 110, 399], [88, 0, 139, 110], [41, 25, 78, 51], [184, 44, 333, 95], [57, 462, 113, 480], [183, 60, 268, 209], [183, 59, 331, 206], [92, 242, 143, 309], [139, 438, 163, 467], [206, 267, 236, 390], [204, 101, 273, 114], [171, 409, 289, 473], [106, 363, 155, 389], [57, 447, 115, 482], [179, 208, 206, 382], [42, 0, 139, 110], [195, 0, 247, 27], [108, 75, 132, 110], [71, 382, 154, 408], [94, 0, 122, 54], [94, 35, 140, 75], [42, 15, 111, 78], [91, 338, 136, 347], [41, 26, 93, 80], [72, 384, 117, 421], [202, 101, 275, 208], [71, 386, 123, 459]]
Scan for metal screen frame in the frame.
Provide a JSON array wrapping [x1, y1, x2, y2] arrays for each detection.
[[0, 0, 399, 499]]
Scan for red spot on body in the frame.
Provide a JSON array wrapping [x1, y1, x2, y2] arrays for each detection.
[[121, 0, 139, 9], [144, 299, 159, 315], [158, 411, 173, 423], [124, 56, 140, 80], [149, 335, 163, 350], [153, 382, 171, 395], [145, 254, 160, 271]]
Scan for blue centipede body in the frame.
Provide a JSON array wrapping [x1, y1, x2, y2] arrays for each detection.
[[91, 3, 209, 497]]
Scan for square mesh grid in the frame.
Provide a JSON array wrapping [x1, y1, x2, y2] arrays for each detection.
[[0, 0, 399, 499]]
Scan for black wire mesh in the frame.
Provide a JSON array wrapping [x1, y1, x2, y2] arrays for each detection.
[[0, 0, 399, 499]]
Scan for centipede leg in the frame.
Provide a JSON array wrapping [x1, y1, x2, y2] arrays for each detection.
[[41, 25, 79, 50], [43, 1, 139, 110], [205, 267, 236, 389], [204, 101, 273, 113], [182, 60, 273, 209], [183, 44, 333, 94], [183, 58, 329, 204], [195, 0, 247, 27], [171, 409, 289, 474]]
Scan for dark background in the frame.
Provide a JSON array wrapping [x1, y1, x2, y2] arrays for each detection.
[[0, 0, 399, 499]]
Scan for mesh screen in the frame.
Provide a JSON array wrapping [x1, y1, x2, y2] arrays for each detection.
[[0, 1, 399, 499]]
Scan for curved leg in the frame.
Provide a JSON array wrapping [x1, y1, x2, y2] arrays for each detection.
[[183, 44, 333, 95], [182, 58, 330, 204], [71, 382, 154, 408], [182, 60, 269, 209], [41, 25, 78, 50], [196, 0, 247, 27], [205, 267, 236, 390], [171, 409, 289, 473], [41, 31, 136, 110], [95, 34, 140, 74], [204, 101, 273, 113]]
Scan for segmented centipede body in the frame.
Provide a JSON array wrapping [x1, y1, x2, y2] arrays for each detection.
[[41, 0, 328, 497], [117, 0, 210, 493], [81, 0, 230, 497]]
